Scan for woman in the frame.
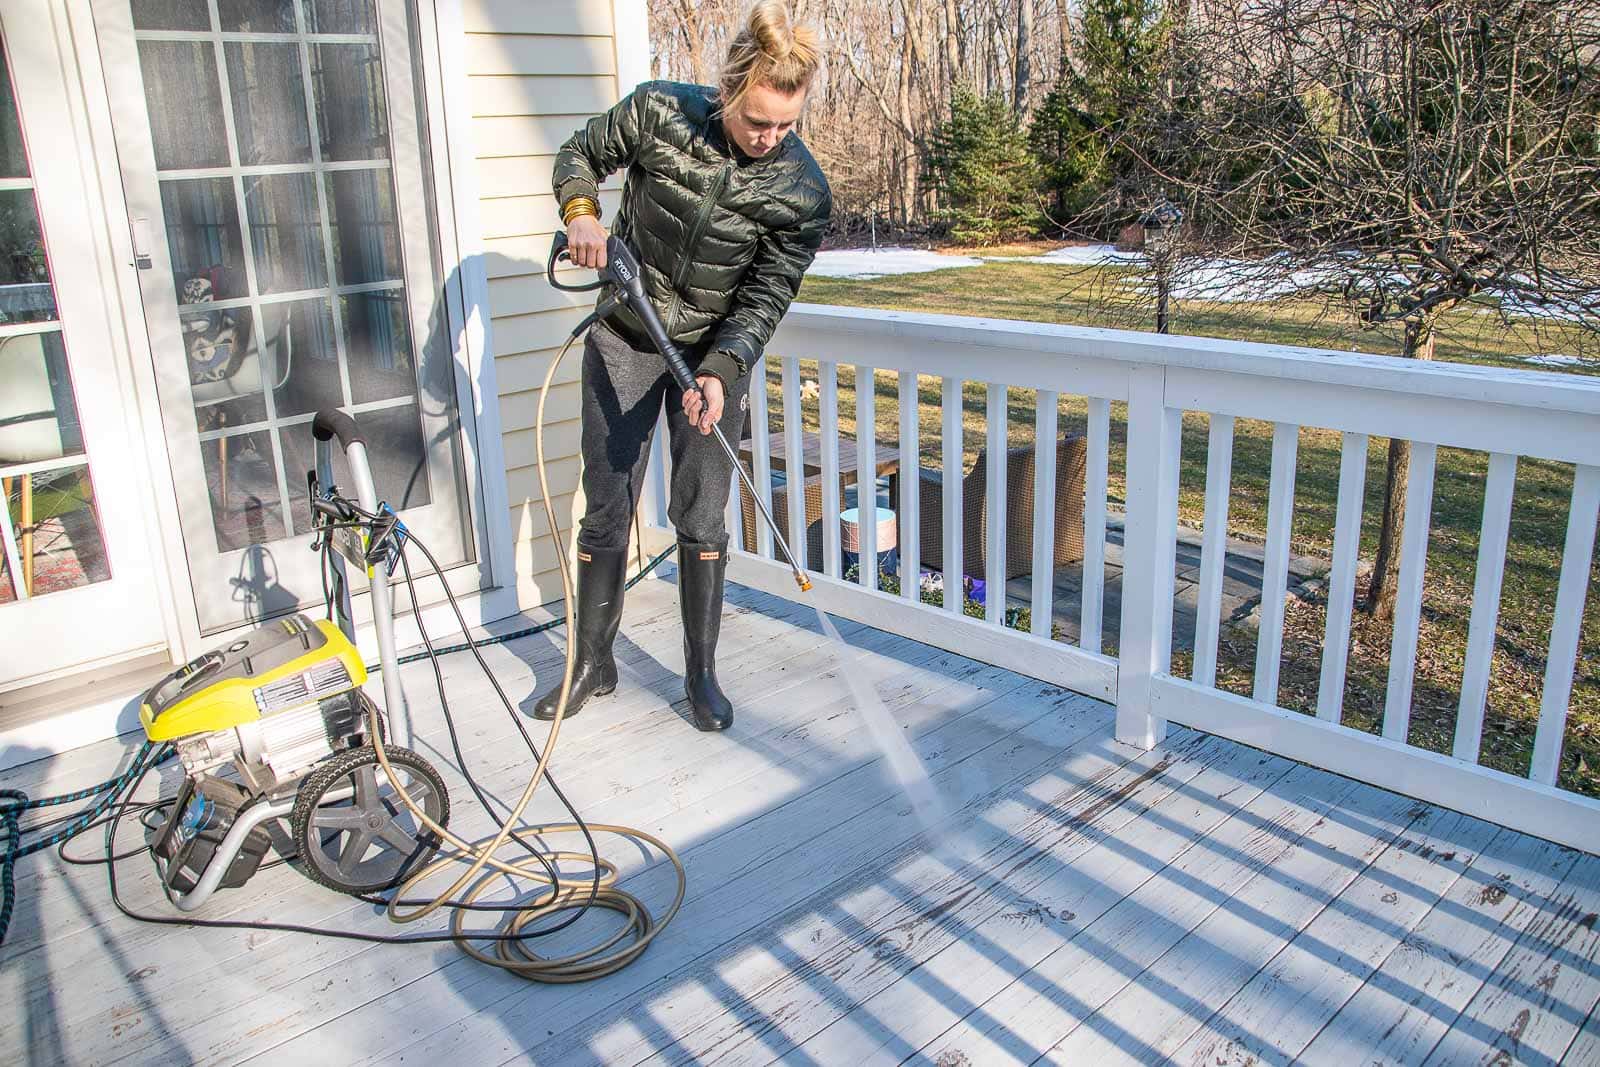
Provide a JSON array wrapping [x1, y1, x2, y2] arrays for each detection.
[[533, 2, 831, 732]]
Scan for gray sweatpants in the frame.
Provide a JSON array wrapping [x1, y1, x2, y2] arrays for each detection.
[[577, 319, 751, 552]]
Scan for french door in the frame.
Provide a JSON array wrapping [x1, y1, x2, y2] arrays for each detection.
[[0, 5, 167, 688], [94, 0, 477, 635]]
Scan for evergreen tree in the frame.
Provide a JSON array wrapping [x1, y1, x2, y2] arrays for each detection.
[[924, 89, 1044, 245], [1028, 0, 1169, 229]]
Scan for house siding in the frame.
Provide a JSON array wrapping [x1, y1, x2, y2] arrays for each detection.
[[461, 0, 640, 604]]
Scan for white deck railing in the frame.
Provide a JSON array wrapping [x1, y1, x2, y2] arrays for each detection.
[[639, 304, 1600, 853]]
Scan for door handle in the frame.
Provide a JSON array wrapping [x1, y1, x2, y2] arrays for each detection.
[[130, 215, 153, 270]]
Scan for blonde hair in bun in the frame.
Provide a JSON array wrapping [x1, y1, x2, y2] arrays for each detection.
[[718, 1, 821, 110]]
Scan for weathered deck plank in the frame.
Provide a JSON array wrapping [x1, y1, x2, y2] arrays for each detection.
[[1, 579, 1595, 1067]]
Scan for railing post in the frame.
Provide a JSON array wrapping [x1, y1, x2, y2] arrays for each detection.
[[1117, 364, 1179, 749]]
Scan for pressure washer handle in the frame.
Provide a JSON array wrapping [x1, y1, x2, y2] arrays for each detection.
[[312, 408, 365, 451], [602, 237, 701, 395], [546, 231, 606, 293]]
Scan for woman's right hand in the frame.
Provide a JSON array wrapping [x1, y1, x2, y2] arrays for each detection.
[[567, 214, 609, 271]]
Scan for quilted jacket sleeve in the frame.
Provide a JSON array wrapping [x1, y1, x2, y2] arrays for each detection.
[[700, 184, 833, 387], [551, 83, 652, 210]]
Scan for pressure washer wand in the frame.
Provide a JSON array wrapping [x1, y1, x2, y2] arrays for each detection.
[[549, 232, 812, 592]]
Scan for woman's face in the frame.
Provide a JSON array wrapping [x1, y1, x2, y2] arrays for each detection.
[[722, 83, 807, 159]]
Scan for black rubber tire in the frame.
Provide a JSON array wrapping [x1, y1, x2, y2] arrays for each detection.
[[290, 745, 448, 895]]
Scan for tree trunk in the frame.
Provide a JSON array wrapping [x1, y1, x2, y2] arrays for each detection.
[[1362, 320, 1436, 619], [1059, 0, 1074, 72], [943, 0, 964, 91], [1015, 0, 1034, 114], [898, 26, 916, 227]]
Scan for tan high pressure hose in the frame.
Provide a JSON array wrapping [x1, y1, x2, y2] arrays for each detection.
[[360, 329, 686, 982]]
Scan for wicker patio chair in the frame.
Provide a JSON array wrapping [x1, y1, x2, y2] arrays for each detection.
[[889, 434, 1088, 580], [737, 470, 829, 565]]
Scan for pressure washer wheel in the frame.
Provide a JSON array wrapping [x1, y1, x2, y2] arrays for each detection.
[[290, 746, 448, 895]]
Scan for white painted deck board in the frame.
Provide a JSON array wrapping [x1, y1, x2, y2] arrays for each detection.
[[1, 578, 1596, 1066]]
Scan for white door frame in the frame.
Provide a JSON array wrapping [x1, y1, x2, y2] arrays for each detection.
[[64, 0, 517, 669]]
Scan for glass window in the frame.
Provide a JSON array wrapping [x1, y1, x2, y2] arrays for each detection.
[[138, 40, 229, 170], [0, 332, 82, 464], [0, 190, 57, 324]]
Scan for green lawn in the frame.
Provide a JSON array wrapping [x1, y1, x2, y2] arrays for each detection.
[[768, 256, 1600, 796]]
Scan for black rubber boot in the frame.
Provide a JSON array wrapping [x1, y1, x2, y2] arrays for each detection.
[[678, 540, 733, 732], [531, 544, 627, 720]]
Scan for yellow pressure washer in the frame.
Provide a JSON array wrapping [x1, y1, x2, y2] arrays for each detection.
[[137, 412, 447, 907]]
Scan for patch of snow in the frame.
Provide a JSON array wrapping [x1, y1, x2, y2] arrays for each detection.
[[807, 247, 983, 279], [1521, 353, 1587, 368], [985, 243, 1143, 266]]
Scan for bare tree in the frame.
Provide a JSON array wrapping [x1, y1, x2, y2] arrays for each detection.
[[1015, 0, 1035, 113], [1122, 0, 1600, 618]]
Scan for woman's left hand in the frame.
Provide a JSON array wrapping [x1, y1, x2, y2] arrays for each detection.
[[683, 376, 725, 435]]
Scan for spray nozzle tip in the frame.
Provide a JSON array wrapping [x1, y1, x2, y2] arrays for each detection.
[[797, 576, 812, 592]]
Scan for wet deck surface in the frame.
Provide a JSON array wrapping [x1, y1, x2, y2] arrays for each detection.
[[3, 576, 1597, 1065]]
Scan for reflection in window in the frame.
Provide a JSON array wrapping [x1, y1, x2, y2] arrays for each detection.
[[308, 0, 377, 34], [131, 0, 210, 31], [218, 0, 298, 33], [244, 173, 326, 293], [163, 178, 248, 303], [0, 40, 27, 178], [342, 291, 414, 403], [327, 169, 401, 285], [226, 42, 312, 166], [0, 332, 82, 464], [138, 40, 228, 170], [0, 190, 56, 324], [315, 44, 389, 161], [0, 466, 111, 603]]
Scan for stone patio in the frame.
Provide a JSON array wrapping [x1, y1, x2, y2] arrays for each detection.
[[1004, 516, 1329, 656]]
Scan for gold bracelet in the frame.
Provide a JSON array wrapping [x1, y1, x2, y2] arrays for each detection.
[[561, 195, 600, 226]]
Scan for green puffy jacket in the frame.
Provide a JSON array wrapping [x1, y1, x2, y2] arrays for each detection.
[[553, 80, 832, 387]]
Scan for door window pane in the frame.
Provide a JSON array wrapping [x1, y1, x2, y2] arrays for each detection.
[[327, 169, 401, 285], [138, 41, 228, 170], [218, 0, 298, 32], [309, 0, 377, 34], [1, 466, 111, 601], [0, 41, 26, 177], [315, 45, 388, 161], [341, 291, 414, 403], [202, 427, 284, 551], [163, 178, 248, 302], [0, 190, 57, 324], [132, 0, 211, 31], [0, 332, 82, 464], [226, 42, 312, 166], [264, 298, 342, 417], [245, 172, 326, 292]]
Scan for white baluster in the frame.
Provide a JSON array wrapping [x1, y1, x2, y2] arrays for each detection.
[[820, 361, 841, 579], [748, 355, 774, 559], [1192, 414, 1235, 688], [1254, 422, 1300, 706], [1030, 390, 1059, 638], [1081, 396, 1111, 653], [942, 376, 964, 616], [1530, 464, 1600, 784], [857, 365, 878, 591], [1454, 452, 1516, 761], [985, 383, 1007, 625], [1382, 441, 1438, 742], [898, 371, 920, 602], [1316, 432, 1370, 720], [782, 356, 807, 573]]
